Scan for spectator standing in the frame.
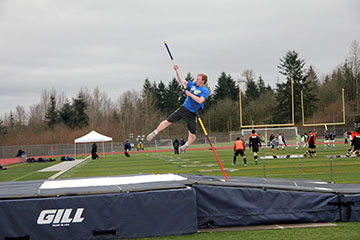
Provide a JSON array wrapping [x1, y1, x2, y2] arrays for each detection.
[[344, 131, 348, 144], [91, 143, 99, 160], [124, 141, 131, 157], [173, 138, 180, 155]]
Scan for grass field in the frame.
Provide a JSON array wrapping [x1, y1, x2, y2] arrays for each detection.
[[137, 222, 360, 240], [0, 142, 359, 239], [2, 141, 359, 183]]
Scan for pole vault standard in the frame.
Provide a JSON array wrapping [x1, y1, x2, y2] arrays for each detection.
[[164, 41, 229, 181], [301, 89, 346, 131]]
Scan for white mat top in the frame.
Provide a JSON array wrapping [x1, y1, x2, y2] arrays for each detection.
[[40, 173, 187, 189]]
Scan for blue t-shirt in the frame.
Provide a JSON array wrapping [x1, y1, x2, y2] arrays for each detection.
[[182, 81, 210, 113]]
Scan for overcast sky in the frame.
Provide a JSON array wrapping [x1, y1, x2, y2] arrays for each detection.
[[0, 0, 359, 117]]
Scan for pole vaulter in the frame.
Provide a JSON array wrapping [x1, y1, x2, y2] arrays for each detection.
[[164, 41, 228, 181]]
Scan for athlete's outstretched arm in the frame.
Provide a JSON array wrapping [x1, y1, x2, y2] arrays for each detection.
[[173, 64, 187, 89]]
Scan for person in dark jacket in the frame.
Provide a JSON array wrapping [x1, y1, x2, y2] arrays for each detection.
[[124, 141, 131, 157], [179, 137, 186, 153], [173, 138, 180, 154], [91, 143, 99, 160]]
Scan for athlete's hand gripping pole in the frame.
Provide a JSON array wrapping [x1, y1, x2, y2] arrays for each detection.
[[163, 41, 229, 181]]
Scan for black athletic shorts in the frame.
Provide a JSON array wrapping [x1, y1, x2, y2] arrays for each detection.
[[234, 149, 245, 157], [167, 106, 197, 134], [252, 146, 259, 153], [308, 142, 316, 148], [353, 144, 360, 151]]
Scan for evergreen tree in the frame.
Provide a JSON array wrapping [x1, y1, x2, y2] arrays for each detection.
[[257, 75, 272, 94], [303, 66, 320, 115], [275, 50, 319, 123], [245, 78, 259, 101], [141, 78, 154, 99], [45, 95, 58, 129], [59, 100, 74, 128], [164, 78, 183, 113], [154, 81, 167, 111], [0, 119, 7, 140], [141, 78, 158, 113], [213, 72, 238, 102], [245, 79, 259, 101], [257, 75, 266, 94], [266, 84, 272, 92], [241, 70, 259, 102], [72, 93, 89, 129], [343, 61, 356, 101], [9, 112, 15, 130]]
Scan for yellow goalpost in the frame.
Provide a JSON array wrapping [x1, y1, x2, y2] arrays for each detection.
[[235, 80, 295, 141], [301, 89, 345, 131]]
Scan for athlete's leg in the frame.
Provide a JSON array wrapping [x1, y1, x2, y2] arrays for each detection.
[[156, 120, 172, 132], [180, 131, 196, 152], [243, 155, 247, 166], [253, 150, 258, 164], [146, 120, 172, 141], [186, 131, 196, 145]]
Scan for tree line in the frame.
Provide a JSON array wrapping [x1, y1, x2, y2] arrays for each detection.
[[0, 41, 359, 145]]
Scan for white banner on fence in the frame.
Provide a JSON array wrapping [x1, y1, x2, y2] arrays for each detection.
[[260, 155, 304, 160]]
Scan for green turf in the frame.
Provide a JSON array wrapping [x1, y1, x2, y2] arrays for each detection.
[[127, 222, 360, 240], [55, 143, 360, 184], [1, 143, 359, 184], [0, 160, 59, 182]]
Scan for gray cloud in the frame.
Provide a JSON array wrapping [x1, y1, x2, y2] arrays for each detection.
[[0, 0, 359, 116]]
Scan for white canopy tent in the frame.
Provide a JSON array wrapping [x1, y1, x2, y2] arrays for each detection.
[[74, 130, 113, 158]]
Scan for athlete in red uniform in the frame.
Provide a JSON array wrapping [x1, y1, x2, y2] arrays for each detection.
[[304, 130, 317, 157], [348, 128, 360, 156]]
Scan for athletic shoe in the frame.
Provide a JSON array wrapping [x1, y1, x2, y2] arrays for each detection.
[[232, 164, 236, 167], [254, 161, 258, 165], [179, 144, 189, 153], [244, 164, 248, 167], [146, 131, 157, 141]]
